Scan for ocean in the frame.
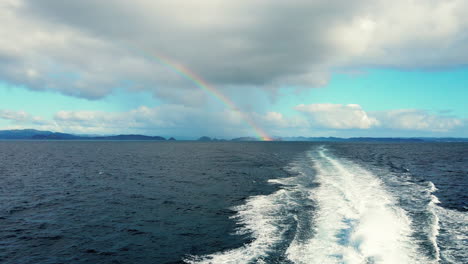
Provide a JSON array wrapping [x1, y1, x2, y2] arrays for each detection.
[[0, 141, 466, 264]]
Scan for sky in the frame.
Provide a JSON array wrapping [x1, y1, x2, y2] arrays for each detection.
[[0, 0, 467, 139]]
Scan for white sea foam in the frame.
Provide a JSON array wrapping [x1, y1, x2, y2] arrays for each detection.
[[286, 147, 432, 264], [185, 187, 296, 264], [427, 182, 441, 262], [187, 146, 462, 264], [434, 203, 468, 263], [381, 174, 466, 263]]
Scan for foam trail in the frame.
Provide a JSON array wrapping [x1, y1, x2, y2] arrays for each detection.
[[186, 146, 448, 264], [427, 182, 441, 262], [286, 147, 432, 264], [434, 202, 468, 263], [185, 187, 296, 264]]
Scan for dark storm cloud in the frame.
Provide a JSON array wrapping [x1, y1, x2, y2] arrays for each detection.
[[20, 0, 363, 86], [1, 0, 467, 102]]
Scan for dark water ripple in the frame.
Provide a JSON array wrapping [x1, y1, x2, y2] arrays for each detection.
[[1, 142, 467, 263], [0, 141, 310, 264]]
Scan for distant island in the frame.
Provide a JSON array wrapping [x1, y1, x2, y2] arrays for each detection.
[[0, 129, 467, 142], [0, 129, 168, 141]]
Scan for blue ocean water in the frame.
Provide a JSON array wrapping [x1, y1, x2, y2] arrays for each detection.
[[0, 141, 466, 263]]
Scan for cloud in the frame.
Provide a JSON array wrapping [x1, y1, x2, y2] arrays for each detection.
[[52, 105, 261, 137], [295, 103, 379, 129], [0, 109, 49, 125], [1, 105, 259, 137], [372, 109, 464, 132], [53, 105, 201, 134], [0, 0, 467, 104], [0, 109, 29, 122], [294, 103, 465, 133], [335, 0, 468, 69], [1, 104, 465, 137]]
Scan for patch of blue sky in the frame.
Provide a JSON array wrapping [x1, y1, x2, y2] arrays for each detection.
[[0, 81, 160, 118], [275, 68, 468, 117]]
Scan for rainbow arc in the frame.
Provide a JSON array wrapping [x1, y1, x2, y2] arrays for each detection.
[[135, 49, 272, 141]]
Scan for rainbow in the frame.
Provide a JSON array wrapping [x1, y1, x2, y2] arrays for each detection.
[[135, 49, 272, 141]]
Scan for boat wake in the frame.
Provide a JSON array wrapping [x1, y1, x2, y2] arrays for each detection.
[[187, 146, 464, 264]]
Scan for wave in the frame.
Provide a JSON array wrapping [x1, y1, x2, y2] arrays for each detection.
[[434, 203, 468, 263], [286, 147, 432, 264], [186, 146, 464, 264], [185, 160, 314, 263], [427, 182, 441, 262], [185, 186, 297, 264]]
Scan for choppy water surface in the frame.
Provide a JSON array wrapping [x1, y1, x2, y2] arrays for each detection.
[[0, 141, 466, 263]]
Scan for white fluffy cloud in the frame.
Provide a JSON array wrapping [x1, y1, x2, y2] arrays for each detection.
[[1, 0, 468, 103], [295, 103, 379, 129], [331, 0, 468, 68], [50, 106, 260, 136], [0, 109, 29, 122], [373, 109, 464, 132], [260, 112, 308, 128], [294, 103, 465, 132], [0, 109, 49, 125], [1, 103, 465, 137]]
